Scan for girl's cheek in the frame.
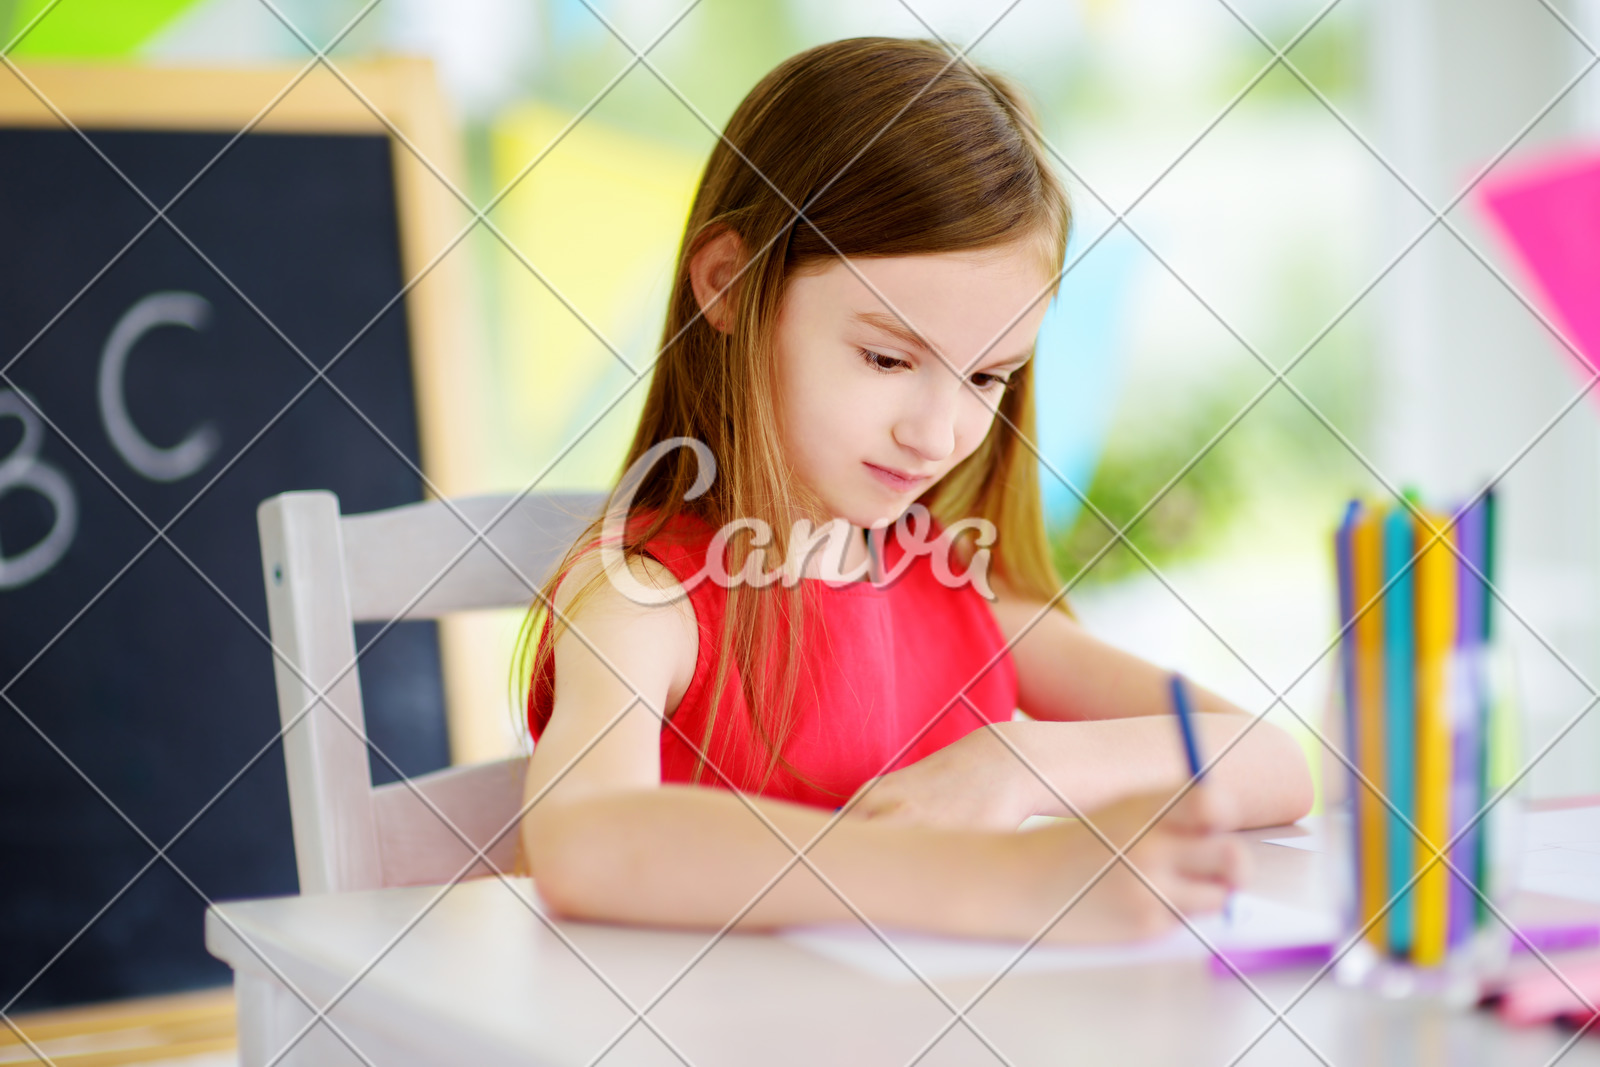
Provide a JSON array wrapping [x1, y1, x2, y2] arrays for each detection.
[[960, 396, 1000, 442], [858, 373, 912, 419]]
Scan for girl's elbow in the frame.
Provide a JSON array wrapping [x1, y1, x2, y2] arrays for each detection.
[[1278, 755, 1315, 825], [522, 804, 617, 919], [1262, 725, 1314, 825], [1231, 719, 1313, 828]]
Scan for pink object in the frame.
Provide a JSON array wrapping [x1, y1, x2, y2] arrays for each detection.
[[1478, 148, 1600, 378], [1498, 957, 1600, 1027]]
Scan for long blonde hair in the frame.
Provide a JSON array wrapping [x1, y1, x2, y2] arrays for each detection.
[[515, 36, 1072, 794]]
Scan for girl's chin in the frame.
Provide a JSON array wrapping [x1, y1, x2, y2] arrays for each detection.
[[806, 487, 918, 530], [783, 507, 876, 534], [831, 504, 909, 530]]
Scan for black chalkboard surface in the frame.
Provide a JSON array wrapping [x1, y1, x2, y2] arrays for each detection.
[[0, 124, 452, 1010]]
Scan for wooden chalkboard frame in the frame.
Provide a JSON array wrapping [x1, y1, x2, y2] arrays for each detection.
[[0, 57, 495, 762]]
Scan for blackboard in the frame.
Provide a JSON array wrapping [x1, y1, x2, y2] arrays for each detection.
[[0, 105, 461, 1010]]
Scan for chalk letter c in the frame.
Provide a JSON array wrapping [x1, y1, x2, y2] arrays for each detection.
[[99, 291, 219, 483]]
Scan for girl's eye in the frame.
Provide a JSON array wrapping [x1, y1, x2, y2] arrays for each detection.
[[859, 348, 907, 372], [859, 346, 1012, 391]]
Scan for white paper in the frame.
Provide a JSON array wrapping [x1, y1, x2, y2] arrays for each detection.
[[1525, 807, 1600, 849], [1262, 836, 1323, 853], [1263, 814, 1327, 853], [788, 809, 1600, 982], [782, 892, 1337, 983], [1518, 846, 1600, 904]]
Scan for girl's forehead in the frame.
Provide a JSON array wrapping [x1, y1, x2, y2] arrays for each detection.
[[791, 246, 1053, 362]]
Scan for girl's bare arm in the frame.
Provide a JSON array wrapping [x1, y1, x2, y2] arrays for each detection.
[[844, 592, 1312, 832], [518, 555, 1246, 941], [987, 593, 1247, 723], [993, 590, 1312, 828]]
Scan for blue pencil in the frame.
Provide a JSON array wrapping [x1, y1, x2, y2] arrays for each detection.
[[1169, 672, 1231, 923], [1169, 672, 1203, 781]]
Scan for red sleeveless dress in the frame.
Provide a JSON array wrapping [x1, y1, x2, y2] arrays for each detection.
[[526, 512, 1019, 808]]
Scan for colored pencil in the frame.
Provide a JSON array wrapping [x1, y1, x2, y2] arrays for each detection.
[[1169, 672, 1203, 782], [1382, 506, 1417, 957], [1477, 489, 1498, 924], [1448, 497, 1486, 948], [1413, 507, 1457, 965], [1333, 489, 1502, 963], [1351, 506, 1389, 949], [1335, 501, 1362, 934]]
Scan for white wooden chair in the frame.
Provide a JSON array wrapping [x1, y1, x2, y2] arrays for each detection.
[[256, 489, 604, 894]]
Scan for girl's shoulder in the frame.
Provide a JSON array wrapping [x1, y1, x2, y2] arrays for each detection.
[[529, 512, 702, 739], [560, 507, 717, 597], [555, 509, 707, 615], [545, 508, 725, 654], [553, 545, 687, 618]]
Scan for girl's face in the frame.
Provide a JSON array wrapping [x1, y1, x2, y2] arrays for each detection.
[[772, 243, 1053, 529]]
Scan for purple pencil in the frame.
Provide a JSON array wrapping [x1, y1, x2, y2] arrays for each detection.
[[1447, 497, 1486, 948]]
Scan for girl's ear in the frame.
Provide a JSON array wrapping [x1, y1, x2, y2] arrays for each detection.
[[688, 227, 745, 333]]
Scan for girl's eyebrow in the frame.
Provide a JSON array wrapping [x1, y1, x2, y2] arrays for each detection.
[[851, 309, 1033, 369], [852, 309, 932, 352]]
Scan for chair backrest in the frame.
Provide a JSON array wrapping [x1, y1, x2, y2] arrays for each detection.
[[257, 489, 604, 894]]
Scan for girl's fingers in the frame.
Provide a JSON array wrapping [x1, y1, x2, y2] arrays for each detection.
[[1164, 783, 1238, 836], [1142, 853, 1237, 915], [1164, 877, 1232, 919], [1095, 863, 1231, 937], [1170, 835, 1249, 888], [1108, 833, 1245, 919]]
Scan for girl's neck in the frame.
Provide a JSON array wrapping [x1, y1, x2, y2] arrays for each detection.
[[787, 517, 877, 583]]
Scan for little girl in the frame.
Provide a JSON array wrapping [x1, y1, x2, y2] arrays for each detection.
[[516, 36, 1312, 943]]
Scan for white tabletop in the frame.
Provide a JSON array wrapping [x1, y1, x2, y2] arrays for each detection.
[[206, 823, 1600, 1066]]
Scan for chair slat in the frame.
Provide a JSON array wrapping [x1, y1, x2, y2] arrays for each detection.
[[372, 757, 527, 886], [341, 492, 603, 622], [261, 489, 599, 895], [258, 491, 383, 894]]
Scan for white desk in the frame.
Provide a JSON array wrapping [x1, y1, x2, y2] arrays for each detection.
[[206, 823, 1600, 1066]]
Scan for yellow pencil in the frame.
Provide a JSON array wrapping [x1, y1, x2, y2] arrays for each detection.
[[1413, 509, 1457, 964]]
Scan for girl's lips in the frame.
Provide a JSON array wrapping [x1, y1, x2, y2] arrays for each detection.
[[864, 462, 931, 492]]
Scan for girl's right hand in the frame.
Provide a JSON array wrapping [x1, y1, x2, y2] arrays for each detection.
[[1013, 785, 1250, 944]]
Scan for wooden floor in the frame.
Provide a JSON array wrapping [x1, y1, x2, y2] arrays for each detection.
[[1, 989, 235, 1067]]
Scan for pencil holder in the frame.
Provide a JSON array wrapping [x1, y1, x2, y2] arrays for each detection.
[[1325, 490, 1525, 1004]]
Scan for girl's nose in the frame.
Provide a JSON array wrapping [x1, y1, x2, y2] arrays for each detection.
[[891, 383, 958, 463]]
